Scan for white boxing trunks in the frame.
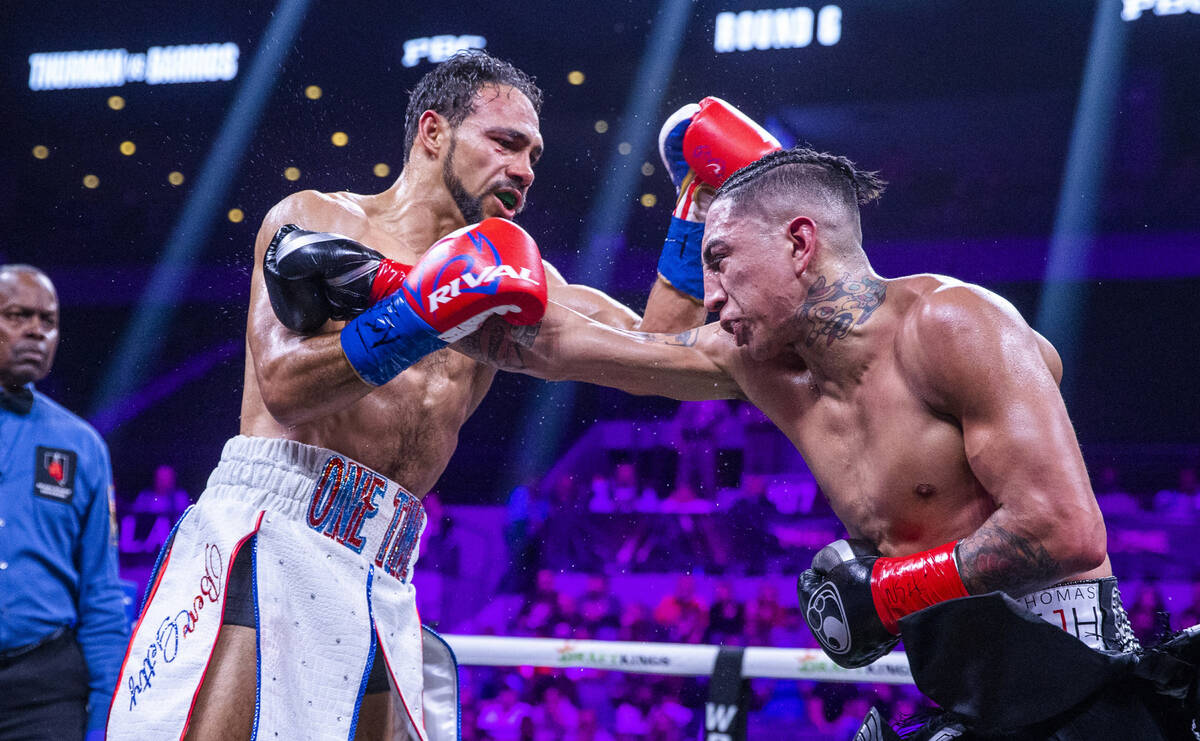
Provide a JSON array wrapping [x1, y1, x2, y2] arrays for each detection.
[[107, 436, 459, 740]]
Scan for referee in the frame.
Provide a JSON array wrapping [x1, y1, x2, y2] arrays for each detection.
[[0, 265, 128, 740]]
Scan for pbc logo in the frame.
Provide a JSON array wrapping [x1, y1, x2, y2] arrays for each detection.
[[805, 582, 851, 655], [35, 446, 77, 502]]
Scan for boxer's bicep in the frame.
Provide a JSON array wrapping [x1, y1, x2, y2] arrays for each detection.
[[246, 196, 375, 425], [907, 288, 1104, 596]]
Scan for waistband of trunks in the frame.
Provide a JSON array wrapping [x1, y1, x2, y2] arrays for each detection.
[[205, 435, 427, 583], [1018, 576, 1139, 653]]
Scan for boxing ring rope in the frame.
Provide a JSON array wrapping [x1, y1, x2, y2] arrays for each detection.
[[442, 634, 914, 685]]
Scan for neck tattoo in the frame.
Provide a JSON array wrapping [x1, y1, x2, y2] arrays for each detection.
[[798, 273, 886, 347]]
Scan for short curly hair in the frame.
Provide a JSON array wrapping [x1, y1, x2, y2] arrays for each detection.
[[403, 50, 542, 163]]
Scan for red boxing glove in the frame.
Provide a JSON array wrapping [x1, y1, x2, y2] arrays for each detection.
[[870, 541, 969, 634], [368, 259, 408, 304], [682, 96, 782, 188], [403, 218, 547, 341]]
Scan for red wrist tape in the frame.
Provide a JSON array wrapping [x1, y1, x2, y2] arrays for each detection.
[[369, 260, 410, 304], [870, 540, 969, 634]]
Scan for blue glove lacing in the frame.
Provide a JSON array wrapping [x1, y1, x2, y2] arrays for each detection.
[[340, 296, 446, 386]]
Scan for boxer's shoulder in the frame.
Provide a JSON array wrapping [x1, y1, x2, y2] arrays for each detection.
[[895, 275, 1052, 406], [257, 190, 371, 247]]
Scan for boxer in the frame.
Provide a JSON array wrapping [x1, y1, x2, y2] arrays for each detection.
[[107, 51, 726, 741], [455, 146, 1198, 739]]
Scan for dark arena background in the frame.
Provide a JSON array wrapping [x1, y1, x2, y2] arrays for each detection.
[[4, 1, 1199, 738]]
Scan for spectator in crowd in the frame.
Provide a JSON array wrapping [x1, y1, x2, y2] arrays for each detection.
[[738, 401, 786, 475], [768, 606, 812, 648], [673, 400, 732, 496], [653, 574, 708, 643], [414, 491, 461, 628], [1154, 466, 1198, 515], [1092, 464, 1142, 515], [835, 695, 875, 738], [1128, 580, 1168, 644], [502, 479, 548, 593], [459, 684, 481, 741], [745, 583, 785, 645], [613, 681, 657, 739], [579, 574, 623, 637], [530, 684, 581, 740], [129, 463, 191, 521], [419, 491, 460, 573], [552, 592, 582, 638], [544, 474, 604, 573], [1178, 578, 1200, 631], [517, 569, 562, 636], [576, 708, 615, 741], [726, 474, 780, 575], [588, 472, 615, 513], [805, 683, 858, 738], [659, 481, 714, 514], [619, 602, 660, 643], [0, 265, 129, 741], [478, 684, 534, 741], [705, 581, 746, 645]]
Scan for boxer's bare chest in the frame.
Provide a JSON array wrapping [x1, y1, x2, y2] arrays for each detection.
[[312, 349, 488, 494], [742, 354, 996, 556], [248, 197, 495, 495]]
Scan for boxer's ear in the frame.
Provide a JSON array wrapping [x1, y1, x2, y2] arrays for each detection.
[[787, 215, 816, 277], [414, 109, 451, 160]]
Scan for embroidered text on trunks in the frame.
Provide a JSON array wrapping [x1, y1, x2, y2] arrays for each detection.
[[305, 455, 424, 580], [307, 456, 385, 553], [124, 542, 224, 711]]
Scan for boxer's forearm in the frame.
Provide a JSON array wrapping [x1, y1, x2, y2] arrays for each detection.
[[454, 302, 742, 401], [254, 330, 377, 427], [955, 512, 1103, 598]]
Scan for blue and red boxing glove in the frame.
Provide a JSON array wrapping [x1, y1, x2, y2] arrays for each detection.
[[339, 218, 547, 386], [797, 539, 969, 668], [657, 97, 781, 301]]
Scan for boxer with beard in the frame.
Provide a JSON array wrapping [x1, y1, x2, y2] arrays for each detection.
[[107, 51, 712, 741]]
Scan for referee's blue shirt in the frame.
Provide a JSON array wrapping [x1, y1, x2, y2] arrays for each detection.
[[0, 386, 130, 733]]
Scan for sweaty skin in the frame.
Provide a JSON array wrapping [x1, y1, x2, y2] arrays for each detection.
[[240, 86, 693, 495], [190, 84, 701, 741], [458, 196, 1110, 601]]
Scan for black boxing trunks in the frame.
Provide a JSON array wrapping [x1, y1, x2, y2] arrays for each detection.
[[863, 578, 1197, 741]]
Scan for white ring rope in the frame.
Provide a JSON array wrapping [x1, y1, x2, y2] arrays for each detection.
[[442, 634, 914, 685]]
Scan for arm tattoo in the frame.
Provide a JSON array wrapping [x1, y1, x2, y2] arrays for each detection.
[[956, 522, 1062, 596], [456, 319, 541, 370], [797, 273, 886, 347]]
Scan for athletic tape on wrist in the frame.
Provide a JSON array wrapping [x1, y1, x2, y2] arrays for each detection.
[[340, 296, 445, 386], [657, 216, 705, 301], [871, 540, 968, 634]]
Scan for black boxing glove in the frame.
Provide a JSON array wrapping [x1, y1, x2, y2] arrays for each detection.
[[264, 224, 410, 333], [797, 539, 899, 669]]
